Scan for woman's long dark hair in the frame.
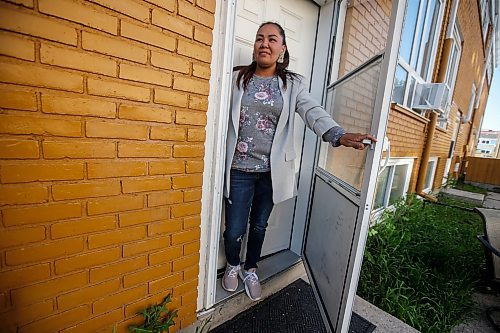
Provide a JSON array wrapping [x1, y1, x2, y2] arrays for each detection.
[[234, 21, 299, 90]]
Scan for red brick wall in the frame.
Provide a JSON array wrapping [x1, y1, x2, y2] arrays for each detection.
[[386, 105, 428, 192], [451, 0, 489, 158]]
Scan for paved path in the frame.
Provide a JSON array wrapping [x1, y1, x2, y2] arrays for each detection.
[[354, 297, 420, 333], [484, 192, 500, 209], [451, 293, 499, 333], [477, 206, 500, 280], [441, 187, 486, 205], [451, 191, 500, 333]]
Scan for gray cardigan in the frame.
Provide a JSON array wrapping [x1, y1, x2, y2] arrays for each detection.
[[224, 71, 340, 204]]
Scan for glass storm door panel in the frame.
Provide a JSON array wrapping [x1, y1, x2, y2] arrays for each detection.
[[303, 0, 408, 332]]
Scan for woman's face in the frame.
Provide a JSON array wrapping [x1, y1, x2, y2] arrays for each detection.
[[253, 24, 286, 70]]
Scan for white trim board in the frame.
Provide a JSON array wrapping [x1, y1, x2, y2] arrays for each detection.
[[198, 0, 237, 311]]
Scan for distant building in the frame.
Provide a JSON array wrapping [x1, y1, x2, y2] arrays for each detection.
[[476, 130, 500, 158]]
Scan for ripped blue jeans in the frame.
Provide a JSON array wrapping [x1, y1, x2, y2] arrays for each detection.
[[223, 169, 274, 270]]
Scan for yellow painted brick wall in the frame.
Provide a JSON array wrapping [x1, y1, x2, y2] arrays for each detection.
[[338, 0, 391, 77], [0, 0, 214, 331], [326, 0, 391, 188]]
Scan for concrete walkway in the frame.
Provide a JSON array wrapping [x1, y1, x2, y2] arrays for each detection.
[[354, 297, 420, 333], [440, 187, 486, 205], [484, 192, 500, 209], [451, 293, 499, 333], [441, 189, 500, 333]]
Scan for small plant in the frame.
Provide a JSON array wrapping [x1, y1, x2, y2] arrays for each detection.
[[128, 294, 178, 333], [195, 317, 212, 333]]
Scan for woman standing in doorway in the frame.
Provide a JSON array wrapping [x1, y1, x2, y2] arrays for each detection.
[[222, 22, 375, 301]]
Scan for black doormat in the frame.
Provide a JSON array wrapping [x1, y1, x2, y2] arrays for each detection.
[[210, 278, 376, 333]]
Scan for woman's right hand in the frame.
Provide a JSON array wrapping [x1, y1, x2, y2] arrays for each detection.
[[339, 133, 377, 150]]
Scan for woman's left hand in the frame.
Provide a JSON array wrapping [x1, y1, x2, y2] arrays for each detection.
[[339, 133, 377, 150]]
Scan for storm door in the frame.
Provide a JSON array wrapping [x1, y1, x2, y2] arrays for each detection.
[[302, 0, 407, 332]]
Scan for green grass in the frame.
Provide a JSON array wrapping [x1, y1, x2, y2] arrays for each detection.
[[358, 195, 486, 333], [446, 179, 488, 194]]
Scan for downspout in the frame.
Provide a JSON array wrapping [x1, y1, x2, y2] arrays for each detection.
[[416, 111, 438, 202], [437, 38, 453, 82]]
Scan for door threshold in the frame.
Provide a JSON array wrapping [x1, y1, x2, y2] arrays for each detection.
[[215, 250, 301, 303], [191, 254, 307, 333]]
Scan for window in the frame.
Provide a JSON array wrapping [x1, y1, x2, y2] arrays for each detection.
[[423, 157, 438, 192], [486, 43, 494, 85], [373, 159, 414, 210], [479, 0, 491, 41], [476, 41, 494, 110], [464, 83, 477, 123], [393, 0, 444, 110], [393, 65, 408, 105], [437, 21, 462, 129], [443, 31, 461, 89]]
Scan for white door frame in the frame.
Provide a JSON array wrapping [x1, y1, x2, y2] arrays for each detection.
[[198, 0, 341, 311], [198, 0, 237, 311]]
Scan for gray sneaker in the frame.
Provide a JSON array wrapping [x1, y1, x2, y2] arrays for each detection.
[[222, 264, 240, 292], [239, 268, 261, 301]]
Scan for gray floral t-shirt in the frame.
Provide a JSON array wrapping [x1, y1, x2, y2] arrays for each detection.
[[232, 75, 283, 172]]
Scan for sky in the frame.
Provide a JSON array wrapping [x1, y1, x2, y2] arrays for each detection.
[[481, 68, 500, 131]]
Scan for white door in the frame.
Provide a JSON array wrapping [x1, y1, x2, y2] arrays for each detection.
[[303, 0, 407, 332], [218, 0, 320, 269]]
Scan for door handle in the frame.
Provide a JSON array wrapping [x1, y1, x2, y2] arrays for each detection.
[[362, 139, 374, 150]]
